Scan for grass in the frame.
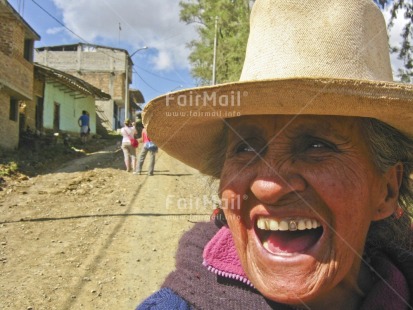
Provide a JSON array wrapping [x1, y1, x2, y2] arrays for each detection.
[[0, 161, 18, 177]]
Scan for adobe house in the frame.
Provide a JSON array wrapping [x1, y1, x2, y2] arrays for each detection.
[[33, 63, 111, 137], [0, 0, 40, 150], [35, 43, 144, 133]]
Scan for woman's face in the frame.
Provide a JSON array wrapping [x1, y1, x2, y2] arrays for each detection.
[[220, 115, 392, 305]]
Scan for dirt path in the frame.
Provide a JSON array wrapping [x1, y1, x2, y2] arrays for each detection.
[[0, 143, 216, 309]]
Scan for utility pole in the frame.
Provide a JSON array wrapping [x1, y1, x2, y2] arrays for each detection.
[[124, 47, 148, 121], [212, 16, 218, 85], [124, 53, 130, 122]]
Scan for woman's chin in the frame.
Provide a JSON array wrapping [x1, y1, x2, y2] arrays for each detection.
[[241, 227, 330, 304], [247, 267, 321, 304]]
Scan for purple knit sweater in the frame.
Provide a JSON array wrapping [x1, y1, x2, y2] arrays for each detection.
[[144, 221, 413, 309]]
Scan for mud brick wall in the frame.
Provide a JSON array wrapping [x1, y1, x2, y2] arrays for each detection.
[[0, 16, 33, 99], [0, 16, 24, 57], [0, 12, 35, 150], [0, 91, 19, 150]]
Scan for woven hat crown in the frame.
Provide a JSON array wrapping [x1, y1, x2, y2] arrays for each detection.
[[241, 0, 393, 82]]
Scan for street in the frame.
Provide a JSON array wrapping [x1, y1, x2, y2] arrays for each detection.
[[0, 144, 213, 309]]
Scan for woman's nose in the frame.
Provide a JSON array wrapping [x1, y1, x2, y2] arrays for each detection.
[[250, 174, 307, 205]]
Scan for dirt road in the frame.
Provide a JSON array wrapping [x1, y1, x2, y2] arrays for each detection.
[[0, 144, 216, 309]]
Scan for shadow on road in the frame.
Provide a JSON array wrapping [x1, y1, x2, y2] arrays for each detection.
[[0, 212, 210, 225]]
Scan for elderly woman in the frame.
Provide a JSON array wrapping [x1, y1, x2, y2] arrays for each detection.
[[137, 0, 413, 309]]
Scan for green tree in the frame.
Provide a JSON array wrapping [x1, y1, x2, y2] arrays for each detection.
[[374, 0, 412, 82], [179, 0, 252, 85], [181, 0, 412, 84]]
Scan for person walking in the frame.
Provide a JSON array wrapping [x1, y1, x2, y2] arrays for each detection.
[[120, 119, 137, 172], [135, 113, 144, 138], [135, 127, 157, 176], [78, 110, 89, 144]]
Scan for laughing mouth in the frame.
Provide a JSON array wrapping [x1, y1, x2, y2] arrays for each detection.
[[256, 216, 323, 254]]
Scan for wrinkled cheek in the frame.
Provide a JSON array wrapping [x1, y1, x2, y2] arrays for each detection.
[[221, 187, 252, 230], [220, 167, 255, 260], [223, 207, 251, 270], [221, 188, 250, 249], [335, 216, 369, 257]]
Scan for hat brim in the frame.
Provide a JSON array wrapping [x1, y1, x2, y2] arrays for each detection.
[[143, 77, 413, 175]]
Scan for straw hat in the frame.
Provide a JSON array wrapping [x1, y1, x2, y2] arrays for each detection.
[[143, 0, 413, 175]]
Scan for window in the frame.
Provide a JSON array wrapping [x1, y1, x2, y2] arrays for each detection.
[[81, 44, 96, 52], [24, 39, 34, 62], [9, 98, 18, 121]]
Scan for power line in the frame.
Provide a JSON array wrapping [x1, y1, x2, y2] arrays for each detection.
[[133, 69, 163, 94], [30, 0, 127, 63], [31, 0, 89, 44], [136, 65, 187, 84], [30, 0, 188, 94]]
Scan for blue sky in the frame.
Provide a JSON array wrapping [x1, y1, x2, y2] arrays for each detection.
[[8, 0, 408, 104], [9, 0, 198, 103]]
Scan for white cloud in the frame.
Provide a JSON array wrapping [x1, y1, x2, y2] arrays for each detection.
[[153, 50, 173, 71], [51, 0, 198, 71], [46, 27, 65, 35]]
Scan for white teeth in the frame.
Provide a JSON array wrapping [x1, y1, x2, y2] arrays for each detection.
[[263, 240, 269, 251], [269, 219, 278, 230], [312, 219, 318, 229], [297, 220, 306, 230], [257, 218, 265, 230], [257, 216, 321, 232], [279, 221, 289, 231]]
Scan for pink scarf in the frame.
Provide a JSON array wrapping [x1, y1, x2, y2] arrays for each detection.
[[203, 226, 410, 309]]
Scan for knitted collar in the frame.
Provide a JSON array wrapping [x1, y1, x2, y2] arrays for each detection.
[[203, 225, 411, 309], [202, 225, 252, 286]]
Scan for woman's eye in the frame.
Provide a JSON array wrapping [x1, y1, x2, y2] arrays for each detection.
[[236, 143, 256, 153], [310, 142, 327, 149], [306, 139, 338, 152]]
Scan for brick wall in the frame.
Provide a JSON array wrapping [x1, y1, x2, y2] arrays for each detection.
[[35, 48, 128, 74], [0, 17, 14, 56], [113, 74, 126, 100], [13, 22, 24, 58], [0, 16, 34, 99], [0, 8, 37, 150], [67, 71, 111, 95], [69, 72, 125, 101], [0, 91, 19, 150], [0, 16, 25, 58]]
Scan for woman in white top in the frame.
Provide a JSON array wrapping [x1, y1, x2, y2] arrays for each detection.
[[120, 119, 137, 172]]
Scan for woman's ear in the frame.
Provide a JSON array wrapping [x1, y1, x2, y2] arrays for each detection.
[[373, 163, 403, 221]]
